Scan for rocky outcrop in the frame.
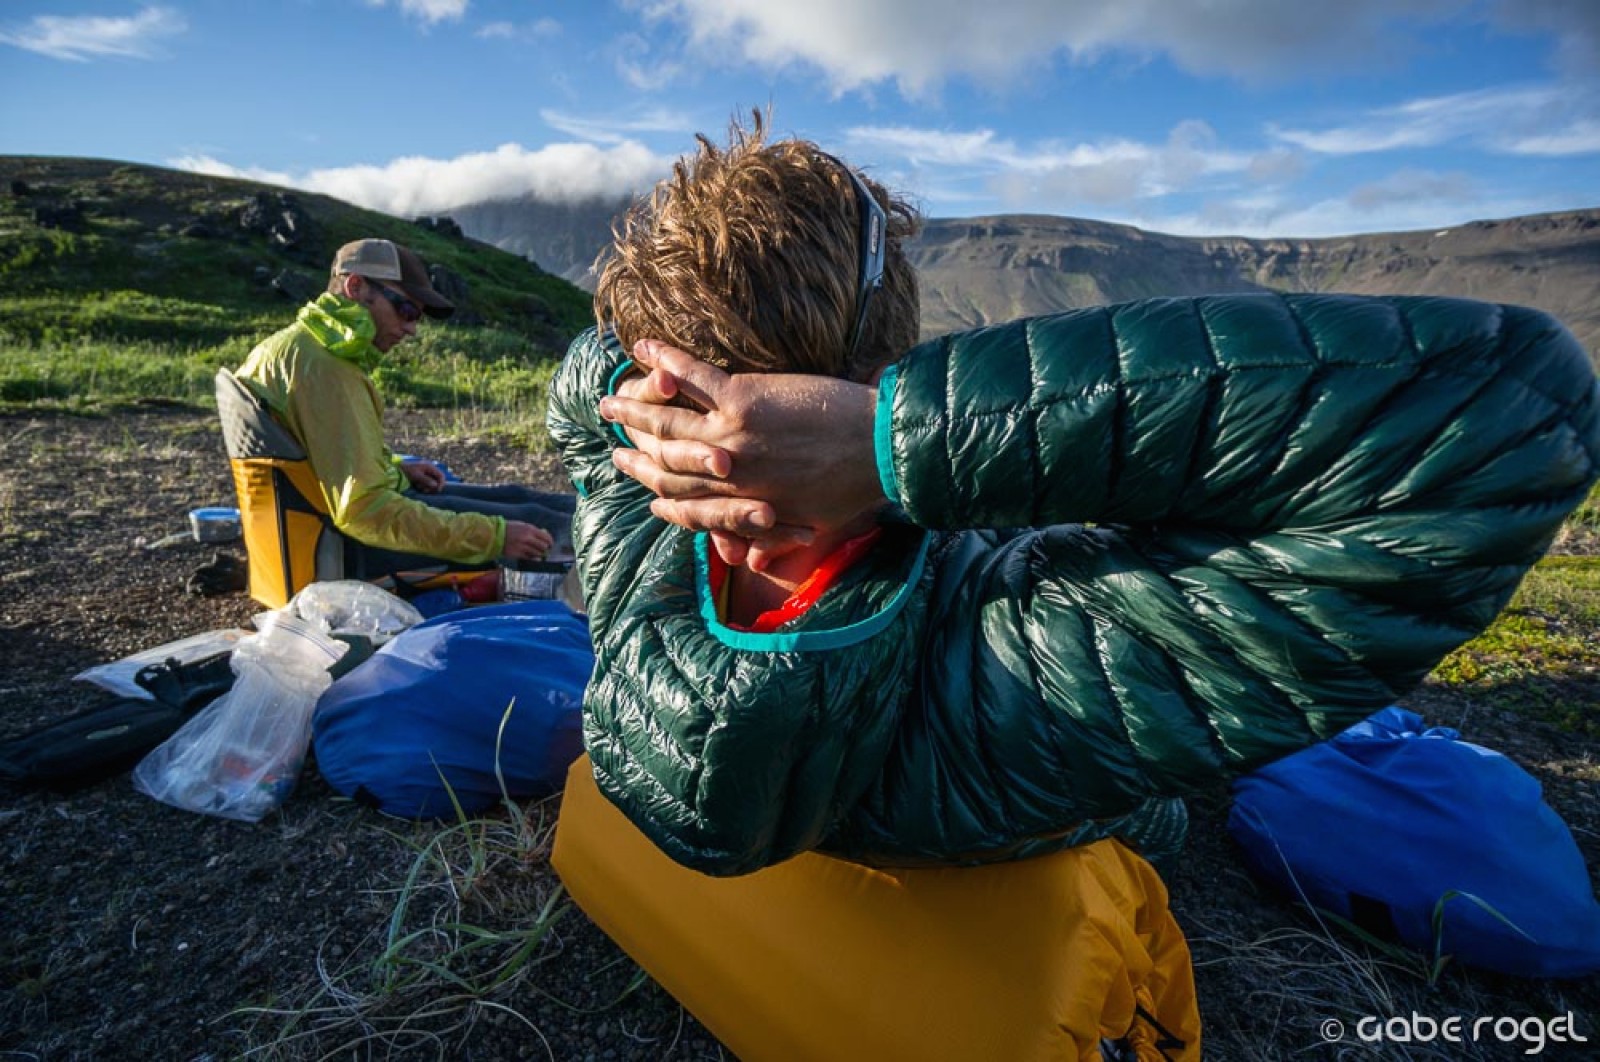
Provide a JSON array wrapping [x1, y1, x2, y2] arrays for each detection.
[[237, 192, 317, 255], [414, 215, 465, 239], [269, 268, 320, 305], [33, 201, 86, 232]]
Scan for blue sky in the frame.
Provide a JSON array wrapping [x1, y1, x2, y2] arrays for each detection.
[[1, 0, 1597, 237]]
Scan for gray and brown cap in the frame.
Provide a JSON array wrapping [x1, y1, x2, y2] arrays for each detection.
[[332, 238, 454, 319]]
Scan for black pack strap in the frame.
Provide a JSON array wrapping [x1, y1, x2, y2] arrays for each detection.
[[1133, 1002, 1188, 1057]]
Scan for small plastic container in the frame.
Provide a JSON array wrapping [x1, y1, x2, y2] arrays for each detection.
[[501, 560, 571, 601], [190, 507, 241, 543]]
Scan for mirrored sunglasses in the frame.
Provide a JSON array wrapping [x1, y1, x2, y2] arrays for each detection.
[[370, 281, 423, 324]]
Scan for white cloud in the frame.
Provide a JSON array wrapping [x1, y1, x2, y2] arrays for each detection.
[[1501, 118, 1600, 156], [1108, 190, 1551, 240], [476, 18, 559, 41], [1272, 85, 1600, 157], [366, 0, 469, 26], [611, 31, 684, 91], [171, 141, 674, 214], [845, 126, 1010, 167], [0, 5, 185, 62], [1247, 148, 1306, 184], [854, 121, 1260, 209], [628, 0, 1486, 96], [1346, 168, 1477, 210], [1218, 192, 1552, 238], [541, 108, 697, 146]]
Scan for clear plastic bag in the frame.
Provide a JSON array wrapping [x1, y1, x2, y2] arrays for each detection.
[[284, 580, 423, 645], [72, 628, 251, 700], [132, 610, 347, 822]]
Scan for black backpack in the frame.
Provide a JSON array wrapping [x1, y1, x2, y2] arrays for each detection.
[[0, 652, 236, 793]]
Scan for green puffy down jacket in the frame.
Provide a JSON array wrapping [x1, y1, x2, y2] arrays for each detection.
[[548, 294, 1600, 877]]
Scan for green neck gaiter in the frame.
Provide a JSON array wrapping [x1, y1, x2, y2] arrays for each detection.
[[297, 293, 381, 370]]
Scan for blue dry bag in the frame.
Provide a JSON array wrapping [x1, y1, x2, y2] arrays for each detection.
[[312, 600, 591, 818], [1228, 706, 1600, 979]]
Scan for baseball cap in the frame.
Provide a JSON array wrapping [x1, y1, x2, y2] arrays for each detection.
[[331, 238, 455, 319]]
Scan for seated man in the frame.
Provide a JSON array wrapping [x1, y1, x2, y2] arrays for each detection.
[[548, 118, 1600, 877], [235, 237, 573, 575]]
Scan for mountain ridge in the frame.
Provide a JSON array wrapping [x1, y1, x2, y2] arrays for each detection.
[[454, 193, 1600, 364], [3, 154, 1591, 368], [908, 210, 1600, 358]]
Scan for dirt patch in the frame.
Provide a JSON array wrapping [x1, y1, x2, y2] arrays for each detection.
[[2, 410, 1596, 1060]]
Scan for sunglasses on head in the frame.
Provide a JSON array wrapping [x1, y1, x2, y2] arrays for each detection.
[[818, 153, 886, 359], [367, 279, 424, 323]]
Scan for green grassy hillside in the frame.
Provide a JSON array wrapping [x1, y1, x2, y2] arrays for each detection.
[[0, 156, 594, 417]]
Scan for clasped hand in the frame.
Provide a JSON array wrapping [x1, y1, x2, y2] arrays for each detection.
[[598, 340, 887, 570]]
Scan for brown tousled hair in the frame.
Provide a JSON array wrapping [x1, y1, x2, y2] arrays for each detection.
[[595, 112, 920, 382]]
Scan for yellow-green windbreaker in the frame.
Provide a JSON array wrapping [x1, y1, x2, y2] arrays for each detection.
[[234, 294, 504, 563]]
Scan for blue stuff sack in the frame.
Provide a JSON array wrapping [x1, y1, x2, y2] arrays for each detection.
[[312, 600, 591, 818], [1228, 706, 1600, 978]]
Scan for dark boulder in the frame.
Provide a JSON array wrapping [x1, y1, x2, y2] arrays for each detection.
[[415, 215, 465, 239], [33, 201, 86, 232], [428, 264, 470, 306], [238, 192, 317, 252], [269, 268, 320, 305]]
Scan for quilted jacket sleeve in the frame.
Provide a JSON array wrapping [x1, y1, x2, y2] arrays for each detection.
[[829, 294, 1600, 858], [881, 295, 1598, 549]]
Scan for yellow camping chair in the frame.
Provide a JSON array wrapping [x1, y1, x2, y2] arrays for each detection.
[[215, 368, 358, 608], [553, 757, 1201, 1061]]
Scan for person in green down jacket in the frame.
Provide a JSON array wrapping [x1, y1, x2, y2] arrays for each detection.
[[548, 119, 1600, 878]]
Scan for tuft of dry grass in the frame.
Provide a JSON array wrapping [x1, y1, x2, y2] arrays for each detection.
[[228, 789, 578, 1061], [219, 703, 702, 1061]]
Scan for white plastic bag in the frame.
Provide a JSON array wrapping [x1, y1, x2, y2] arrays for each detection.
[[132, 610, 346, 822], [72, 628, 251, 700], [284, 580, 423, 644]]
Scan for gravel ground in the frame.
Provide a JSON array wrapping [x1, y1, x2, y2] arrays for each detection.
[[2, 409, 1596, 1061]]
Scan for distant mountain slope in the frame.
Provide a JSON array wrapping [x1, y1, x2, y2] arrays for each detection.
[[0, 156, 593, 352], [448, 194, 633, 291], [910, 211, 1600, 361], [453, 195, 1600, 366]]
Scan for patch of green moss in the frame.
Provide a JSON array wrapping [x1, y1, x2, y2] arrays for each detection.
[[1430, 555, 1600, 734]]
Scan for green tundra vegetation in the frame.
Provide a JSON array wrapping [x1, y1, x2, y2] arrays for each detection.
[[0, 156, 593, 434], [2, 156, 1596, 731], [1432, 512, 1600, 736]]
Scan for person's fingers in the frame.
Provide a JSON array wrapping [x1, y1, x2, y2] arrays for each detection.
[[614, 447, 738, 498], [600, 393, 718, 445], [745, 532, 813, 572], [708, 528, 813, 571], [709, 531, 750, 567], [649, 496, 777, 535], [503, 522, 555, 559], [622, 435, 727, 478], [653, 438, 731, 478], [614, 365, 680, 405], [632, 339, 734, 412]]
